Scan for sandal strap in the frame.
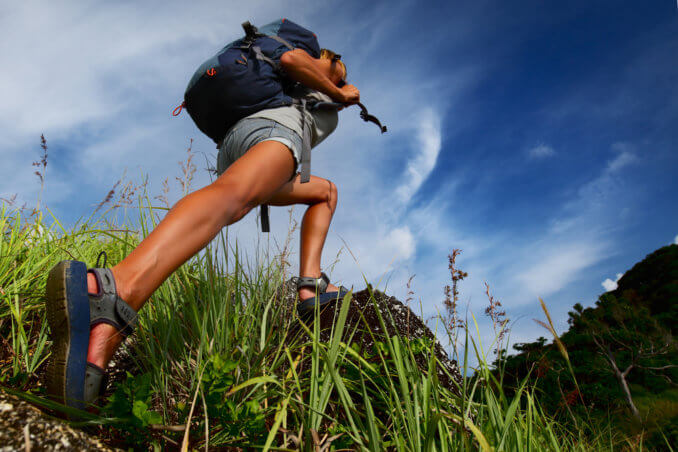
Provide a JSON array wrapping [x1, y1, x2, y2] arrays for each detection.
[[88, 268, 138, 337], [296, 272, 330, 293], [83, 362, 107, 405]]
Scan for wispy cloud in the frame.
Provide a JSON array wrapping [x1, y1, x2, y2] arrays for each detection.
[[395, 109, 442, 203], [527, 144, 555, 159], [607, 144, 637, 172], [507, 145, 640, 302], [602, 272, 623, 291], [550, 144, 639, 235], [517, 241, 607, 298], [399, 138, 641, 317]]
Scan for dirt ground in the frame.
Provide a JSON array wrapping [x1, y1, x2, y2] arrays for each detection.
[[0, 390, 119, 451]]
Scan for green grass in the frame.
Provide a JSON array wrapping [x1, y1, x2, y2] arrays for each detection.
[[0, 181, 665, 451]]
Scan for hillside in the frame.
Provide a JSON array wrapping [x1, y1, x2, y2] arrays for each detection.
[[499, 244, 678, 447]]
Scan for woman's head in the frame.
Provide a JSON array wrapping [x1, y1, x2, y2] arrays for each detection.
[[319, 48, 347, 85]]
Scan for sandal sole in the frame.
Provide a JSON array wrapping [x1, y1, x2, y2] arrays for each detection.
[[44, 260, 90, 410]]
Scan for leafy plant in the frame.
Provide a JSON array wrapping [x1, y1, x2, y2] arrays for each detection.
[[103, 372, 163, 429], [200, 354, 267, 439]]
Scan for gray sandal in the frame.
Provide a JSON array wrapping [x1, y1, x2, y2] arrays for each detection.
[[295, 272, 350, 316], [88, 267, 138, 337], [84, 362, 108, 404], [45, 253, 138, 410]]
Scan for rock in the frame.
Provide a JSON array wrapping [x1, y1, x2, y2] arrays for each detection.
[[0, 389, 120, 451], [281, 280, 463, 392]]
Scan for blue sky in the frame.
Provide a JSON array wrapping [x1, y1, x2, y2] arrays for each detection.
[[2, 0, 677, 354]]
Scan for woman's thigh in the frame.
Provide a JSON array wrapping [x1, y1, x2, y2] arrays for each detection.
[[214, 139, 296, 208]]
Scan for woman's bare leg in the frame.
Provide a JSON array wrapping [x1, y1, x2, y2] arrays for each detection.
[[267, 174, 339, 301], [86, 140, 295, 368]]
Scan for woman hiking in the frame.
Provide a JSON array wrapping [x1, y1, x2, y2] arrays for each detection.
[[44, 21, 360, 410]]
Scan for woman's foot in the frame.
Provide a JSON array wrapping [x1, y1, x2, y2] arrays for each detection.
[[298, 282, 340, 302], [295, 273, 350, 316], [86, 272, 125, 369]]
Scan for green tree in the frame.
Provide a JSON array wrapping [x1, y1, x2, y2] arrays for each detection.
[[576, 293, 677, 420]]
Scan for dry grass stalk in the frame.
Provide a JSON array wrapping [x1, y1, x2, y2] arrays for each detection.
[[277, 207, 298, 279], [406, 274, 415, 337], [94, 178, 121, 214], [176, 139, 196, 196], [113, 173, 149, 208], [1, 193, 18, 206], [154, 177, 171, 209], [442, 249, 466, 333], [31, 134, 48, 212], [484, 281, 508, 345]]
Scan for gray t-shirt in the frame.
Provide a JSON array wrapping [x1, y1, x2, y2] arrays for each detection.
[[247, 89, 339, 148]]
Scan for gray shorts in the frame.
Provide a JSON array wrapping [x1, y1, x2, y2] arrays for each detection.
[[216, 118, 302, 180]]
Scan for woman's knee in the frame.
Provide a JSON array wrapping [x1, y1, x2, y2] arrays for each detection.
[[310, 178, 337, 211], [326, 180, 338, 212]]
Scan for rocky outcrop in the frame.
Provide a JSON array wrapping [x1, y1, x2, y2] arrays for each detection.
[[282, 282, 463, 392]]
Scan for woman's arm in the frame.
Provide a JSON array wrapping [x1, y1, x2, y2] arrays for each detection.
[[279, 49, 360, 104]]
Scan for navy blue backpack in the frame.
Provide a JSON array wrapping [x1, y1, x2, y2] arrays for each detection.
[[183, 19, 320, 144]]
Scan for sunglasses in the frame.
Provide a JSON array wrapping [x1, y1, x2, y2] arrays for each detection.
[[331, 53, 347, 87]]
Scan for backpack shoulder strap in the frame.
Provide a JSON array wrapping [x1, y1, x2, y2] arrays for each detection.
[[251, 45, 279, 69], [268, 34, 294, 50], [296, 98, 312, 183]]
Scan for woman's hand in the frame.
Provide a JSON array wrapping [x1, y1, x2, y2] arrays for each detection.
[[338, 84, 360, 105]]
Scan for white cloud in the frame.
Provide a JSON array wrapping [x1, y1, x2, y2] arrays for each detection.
[[601, 273, 623, 292], [0, 1, 290, 206], [389, 136, 636, 313], [395, 109, 442, 203], [528, 144, 555, 159], [382, 226, 416, 262], [674, 235, 678, 245], [329, 225, 416, 286]]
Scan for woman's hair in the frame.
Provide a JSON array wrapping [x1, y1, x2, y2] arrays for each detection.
[[319, 48, 347, 79]]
